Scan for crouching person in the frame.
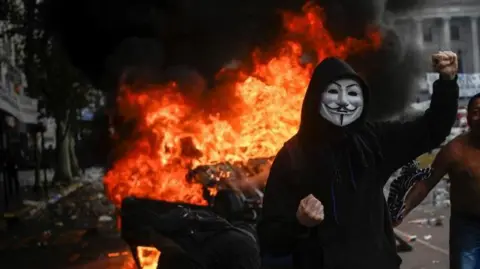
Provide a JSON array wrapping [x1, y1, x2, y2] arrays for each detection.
[[135, 207, 261, 269]]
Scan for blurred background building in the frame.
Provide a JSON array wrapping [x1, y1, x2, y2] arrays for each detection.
[[0, 35, 40, 169], [391, 0, 479, 73], [390, 0, 480, 134]]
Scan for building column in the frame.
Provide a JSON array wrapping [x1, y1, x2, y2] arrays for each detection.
[[442, 17, 451, 50], [471, 16, 480, 73], [414, 18, 424, 50]]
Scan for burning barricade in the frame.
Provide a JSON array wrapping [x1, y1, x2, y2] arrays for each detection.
[[120, 160, 271, 269], [103, 2, 382, 268]]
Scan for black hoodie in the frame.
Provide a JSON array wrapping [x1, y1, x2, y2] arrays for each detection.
[[258, 57, 459, 269]]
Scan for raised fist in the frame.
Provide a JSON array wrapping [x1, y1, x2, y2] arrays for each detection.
[[296, 194, 324, 227], [431, 51, 458, 80]]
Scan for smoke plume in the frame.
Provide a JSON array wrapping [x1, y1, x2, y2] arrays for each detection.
[[44, 0, 426, 119]]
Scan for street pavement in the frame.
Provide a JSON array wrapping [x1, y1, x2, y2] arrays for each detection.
[[72, 205, 452, 269], [1, 168, 81, 214], [389, 177, 451, 269], [397, 206, 450, 269], [0, 170, 452, 269], [0, 168, 125, 269]]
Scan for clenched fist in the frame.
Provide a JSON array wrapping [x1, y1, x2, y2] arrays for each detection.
[[296, 194, 324, 227], [431, 51, 458, 80]]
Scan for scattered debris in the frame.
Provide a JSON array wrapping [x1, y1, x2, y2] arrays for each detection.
[[423, 234, 432, 240], [408, 216, 444, 226], [98, 215, 113, 222], [408, 218, 428, 225], [429, 216, 444, 226], [432, 187, 450, 207], [407, 235, 417, 242]]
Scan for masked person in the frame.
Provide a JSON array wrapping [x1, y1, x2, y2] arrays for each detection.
[[258, 51, 459, 269], [399, 92, 480, 269]]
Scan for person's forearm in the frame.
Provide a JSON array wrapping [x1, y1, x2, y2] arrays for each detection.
[[424, 78, 459, 145], [403, 181, 431, 216]]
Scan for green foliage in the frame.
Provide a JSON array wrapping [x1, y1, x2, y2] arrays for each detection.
[[0, 0, 91, 114], [38, 38, 90, 118]]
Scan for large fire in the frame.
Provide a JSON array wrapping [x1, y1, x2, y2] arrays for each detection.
[[105, 2, 381, 268]]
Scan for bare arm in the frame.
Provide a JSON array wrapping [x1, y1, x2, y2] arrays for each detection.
[[401, 145, 452, 217]]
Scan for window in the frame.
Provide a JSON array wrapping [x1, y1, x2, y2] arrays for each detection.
[[457, 50, 463, 73], [423, 26, 433, 42], [451, 25, 460, 41]]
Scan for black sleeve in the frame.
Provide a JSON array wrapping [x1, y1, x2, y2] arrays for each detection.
[[257, 147, 309, 256], [373, 77, 459, 181]]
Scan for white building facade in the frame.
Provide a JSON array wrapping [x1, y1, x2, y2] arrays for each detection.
[[391, 0, 480, 73], [390, 0, 480, 108]]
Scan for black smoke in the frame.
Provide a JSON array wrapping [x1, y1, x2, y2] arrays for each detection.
[[44, 0, 426, 119]]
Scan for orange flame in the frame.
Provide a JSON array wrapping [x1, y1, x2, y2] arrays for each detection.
[[104, 3, 381, 209], [120, 247, 160, 269], [109, 3, 382, 268]]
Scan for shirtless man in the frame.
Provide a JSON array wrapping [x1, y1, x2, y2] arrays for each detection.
[[401, 92, 480, 269]]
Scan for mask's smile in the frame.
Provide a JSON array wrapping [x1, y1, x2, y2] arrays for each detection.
[[324, 104, 359, 115]]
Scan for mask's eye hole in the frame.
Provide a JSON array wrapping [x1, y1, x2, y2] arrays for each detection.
[[327, 89, 338, 94], [348, 91, 358, 96]]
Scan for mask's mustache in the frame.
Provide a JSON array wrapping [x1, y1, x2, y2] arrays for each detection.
[[325, 103, 358, 112]]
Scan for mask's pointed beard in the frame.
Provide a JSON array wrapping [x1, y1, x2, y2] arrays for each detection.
[[340, 114, 344, 126]]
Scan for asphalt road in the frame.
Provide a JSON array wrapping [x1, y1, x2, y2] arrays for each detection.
[[0, 180, 125, 269], [0, 180, 452, 269], [397, 205, 450, 269], [73, 206, 452, 269]]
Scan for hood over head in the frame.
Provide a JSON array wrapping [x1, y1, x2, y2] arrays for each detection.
[[298, 57, 370, 144], [290, 58, 382, 226]]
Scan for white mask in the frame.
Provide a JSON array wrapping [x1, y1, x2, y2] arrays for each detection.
[[319, 78, 364, 127]]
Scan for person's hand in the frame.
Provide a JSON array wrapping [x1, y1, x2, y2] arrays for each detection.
[[392, 203, 408, 228], [392, 219, 402, 228], [296, 194, 324, 227], [431, 51, 458, 80]]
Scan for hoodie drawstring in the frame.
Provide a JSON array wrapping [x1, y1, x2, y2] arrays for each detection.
[[331, 183, 339, 224], [347, 152, 356, 190], [330, 151, 357, 225], [330, 153, 340, 225]]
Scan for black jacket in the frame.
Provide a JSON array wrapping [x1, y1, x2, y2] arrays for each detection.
[[258, 58, 459, 269]]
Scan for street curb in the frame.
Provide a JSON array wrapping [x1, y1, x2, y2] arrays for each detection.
[[3, 182, 86, 219]]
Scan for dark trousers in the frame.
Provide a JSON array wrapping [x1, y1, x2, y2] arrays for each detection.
[[2, 165, 20, 210]]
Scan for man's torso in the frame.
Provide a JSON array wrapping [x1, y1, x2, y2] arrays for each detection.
[[448, 134, 480, 216]]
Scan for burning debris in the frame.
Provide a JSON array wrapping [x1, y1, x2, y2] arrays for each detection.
[[44, 0, 433, 267], [103, 2, 381, 211], [96, 4, 383, 266], [119, 160, 270, 269]]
